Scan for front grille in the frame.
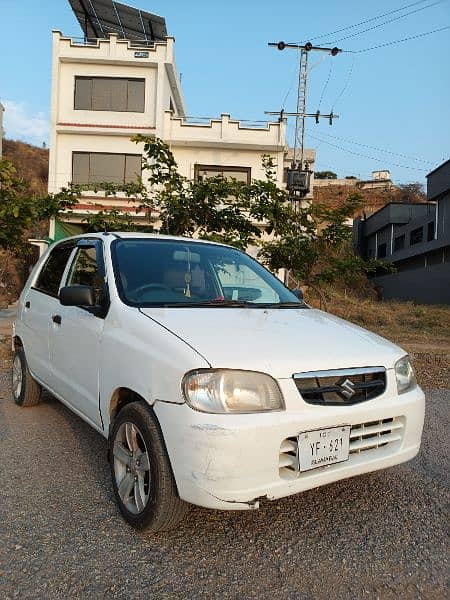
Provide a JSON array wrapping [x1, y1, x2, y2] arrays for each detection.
[[279, 416, 404, 479], [293, 367, 386, 406], [349, 417, 404, 454]]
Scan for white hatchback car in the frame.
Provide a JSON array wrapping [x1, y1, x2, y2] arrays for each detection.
[[12, 233, 425, 531]]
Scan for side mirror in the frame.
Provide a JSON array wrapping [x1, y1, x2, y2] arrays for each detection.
[[59, 285, 95, 307], [292, 288, 304, 301]]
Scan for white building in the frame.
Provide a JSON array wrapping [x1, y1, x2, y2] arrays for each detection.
[[48, 1, 315, 235]]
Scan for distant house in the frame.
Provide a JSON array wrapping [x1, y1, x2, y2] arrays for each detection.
[[314, 169, 394, 190], [353, 159, 450, 304]]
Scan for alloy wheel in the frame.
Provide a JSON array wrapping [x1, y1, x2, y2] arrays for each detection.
[[113, 422, 151, 514], [12, 354, 23, 400]]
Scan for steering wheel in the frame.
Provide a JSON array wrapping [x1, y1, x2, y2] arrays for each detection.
[[128, 283, 171, 300]]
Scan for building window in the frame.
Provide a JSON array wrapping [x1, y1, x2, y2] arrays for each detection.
[[410, 226, 423, 246], [394, 234, 405, 251], [74, 77, 145, 112], [377, 242, 387, 258], [427, 221, 435, 242], [72, 152, 142, 185], [194, 164, 251, 184]]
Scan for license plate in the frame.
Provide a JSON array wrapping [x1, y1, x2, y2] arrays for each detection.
[[298, 426, 351, 472]]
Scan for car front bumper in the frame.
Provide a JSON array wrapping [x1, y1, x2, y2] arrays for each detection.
[[154, 380, 425, 510]]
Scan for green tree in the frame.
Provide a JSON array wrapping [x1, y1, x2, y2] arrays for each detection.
[[0, 159, 79, 290], [66, 136, 390, 303], [315, 170, 337, 180]]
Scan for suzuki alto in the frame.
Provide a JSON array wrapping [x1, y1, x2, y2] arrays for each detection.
[[12, 233, 425, 531]]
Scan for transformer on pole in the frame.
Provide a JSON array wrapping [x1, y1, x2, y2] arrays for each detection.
[[266, 41, 342, 200]]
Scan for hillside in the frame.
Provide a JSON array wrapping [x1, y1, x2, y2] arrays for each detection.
[[2, 138, 48, 197], [313, 182, 427, 218]]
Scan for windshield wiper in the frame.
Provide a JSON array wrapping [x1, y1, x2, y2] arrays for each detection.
[[145, 300, 308, 308], [141, 300, 254, 308], [255, 302, 307, 309]]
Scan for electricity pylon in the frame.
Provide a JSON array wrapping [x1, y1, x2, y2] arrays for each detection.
[[266, 41, 342, 172]]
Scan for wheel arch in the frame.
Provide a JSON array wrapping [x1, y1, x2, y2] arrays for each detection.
[[107, 387, 183, 500], [108, 387, 149, 431]]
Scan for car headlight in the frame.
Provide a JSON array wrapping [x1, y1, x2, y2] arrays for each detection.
[[394, 356, 416, 394], [182, 369, 285, 413]]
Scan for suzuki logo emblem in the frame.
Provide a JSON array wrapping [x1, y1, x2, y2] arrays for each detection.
[[340, 378, 356, 399]]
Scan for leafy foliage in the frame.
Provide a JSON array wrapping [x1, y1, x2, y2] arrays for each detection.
[[80, 136, 389, 298], [315, 170, 337, 180], [395, 183, 426, 203], [0, 160, 78, 256]]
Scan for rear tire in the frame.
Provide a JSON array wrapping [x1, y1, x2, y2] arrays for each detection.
[[12, 347, 42, 407], [109, 401, 187, 531]]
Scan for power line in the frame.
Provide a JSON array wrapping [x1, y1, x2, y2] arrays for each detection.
[[305, 0, 431, 43], [347, 24, 450, 52], [280, 60, 299, 109], [317, 57, 333, 108], [324, 0, 446, 45], [310, 132, 435, 164], [307, 132, 430, 171], [331, 55, 355, 109]]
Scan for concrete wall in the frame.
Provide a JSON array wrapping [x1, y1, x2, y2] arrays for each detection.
[[427, 160, 450, 201], [374, 261, 450, 304]]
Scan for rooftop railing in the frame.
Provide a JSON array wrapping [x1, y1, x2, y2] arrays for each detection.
[[66, 36, 159, 48]]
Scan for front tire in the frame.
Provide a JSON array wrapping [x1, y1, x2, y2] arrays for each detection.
[[12, 347, 42, 407], [109, 401, 187, 531]]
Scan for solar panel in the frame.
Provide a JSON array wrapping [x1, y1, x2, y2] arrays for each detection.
[[68, 0, 167, 43]]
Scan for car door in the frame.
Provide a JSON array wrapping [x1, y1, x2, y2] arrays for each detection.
[[20, 241, 75, 386], [49, 239, 109, 429]]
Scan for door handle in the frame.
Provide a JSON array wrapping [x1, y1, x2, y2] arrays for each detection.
[[25, 301, 30, 308], [52, 314, 62, 325]]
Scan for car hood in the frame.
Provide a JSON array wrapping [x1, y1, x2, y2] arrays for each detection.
[[140, 307, 405, 379]]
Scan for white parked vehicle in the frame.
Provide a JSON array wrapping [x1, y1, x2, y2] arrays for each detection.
[[12, 233, 425, 531]]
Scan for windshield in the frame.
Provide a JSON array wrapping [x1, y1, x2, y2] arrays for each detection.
[[111, 238, 304, 308]]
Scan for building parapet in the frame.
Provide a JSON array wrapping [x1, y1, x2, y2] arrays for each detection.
[[164, 111, 286, 150], [54, 30, 172, 61]]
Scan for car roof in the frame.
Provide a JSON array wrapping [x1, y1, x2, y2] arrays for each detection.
[[58, 232, 232, 248]]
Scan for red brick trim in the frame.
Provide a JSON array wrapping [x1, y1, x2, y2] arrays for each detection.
[[74, 203, 148, 212]]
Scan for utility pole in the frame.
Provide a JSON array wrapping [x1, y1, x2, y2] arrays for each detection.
[[266, 41, 342, 198]]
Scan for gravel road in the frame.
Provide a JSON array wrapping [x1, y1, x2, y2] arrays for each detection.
[[0, 367, 448, 599]]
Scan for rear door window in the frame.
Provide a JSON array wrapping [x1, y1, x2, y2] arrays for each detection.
[[34, 244, 74, 297]]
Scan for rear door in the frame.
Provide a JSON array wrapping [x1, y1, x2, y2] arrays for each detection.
[[49, 239, 108, 428], [21, 242, 75, 386]]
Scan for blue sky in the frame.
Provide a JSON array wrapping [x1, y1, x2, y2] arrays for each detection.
[[1, 0, 449, 184]]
